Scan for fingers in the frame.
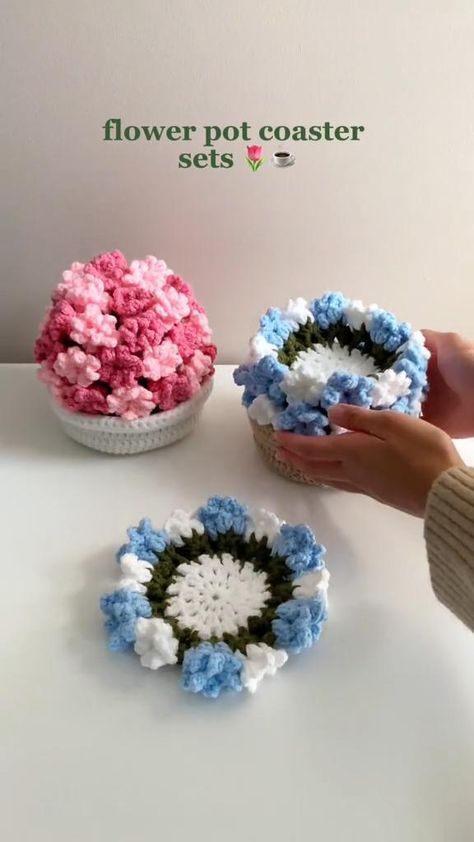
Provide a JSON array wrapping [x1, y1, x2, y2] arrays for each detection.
[[328, 404, 427, 441], [421, 329, 439, 349], [277, 448, 355, 484], [274, 429, 370, 459], [423, 330, 474, 363], [276, 449, 360, 492], [328, 405, 396, 438]]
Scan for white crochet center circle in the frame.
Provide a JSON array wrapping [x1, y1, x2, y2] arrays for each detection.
[[281, 339, 378, 404], [165, 553, 270, 639]]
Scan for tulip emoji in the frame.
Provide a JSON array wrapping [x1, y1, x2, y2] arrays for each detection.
[[246, 145, 264, 172]]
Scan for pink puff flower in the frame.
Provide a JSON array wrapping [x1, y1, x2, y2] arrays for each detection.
[[188, 309, 213, 343], [202, 342, 217, 363], [154, 284, 190, 326], [56, 272, 110, 311], [167, 274, 192, 295], [54, 347, 101, 387], [62, 384, 109, 415], [98, 346, 143, 388], [35, 250, 216, 418], [111, 285, 155, 318], [184, 349, 215, 383], [107, 385, 155, 420], [84, 250, 129, 290], [123, 255, 171, 292], [55, 261, 85, 290], [149, 370, 200, 411], [71, 304, 118, 349], [119, 311, 167, 354], [168, 318, 203, 360], [142, 338, 182, 381], [47, 301, 77, 340], [35, 301, 77, 364], [35, 332, 63, 366]]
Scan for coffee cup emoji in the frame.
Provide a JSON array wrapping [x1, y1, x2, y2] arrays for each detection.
[[272, 150, 295, 167]]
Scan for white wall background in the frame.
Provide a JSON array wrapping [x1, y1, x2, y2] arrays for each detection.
[[1, 0, 473, 363]]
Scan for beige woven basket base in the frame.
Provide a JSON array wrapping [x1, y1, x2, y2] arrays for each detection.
[[249, 419, 323, 486]]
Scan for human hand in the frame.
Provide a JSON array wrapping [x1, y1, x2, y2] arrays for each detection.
[[422, 330, 474, 437], [275, 405, 464, 516]]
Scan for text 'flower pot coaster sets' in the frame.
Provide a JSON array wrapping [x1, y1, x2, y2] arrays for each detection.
[[233, 292, 430, 484], [101, 497, 329, 698], [35, 251, 216, 453]]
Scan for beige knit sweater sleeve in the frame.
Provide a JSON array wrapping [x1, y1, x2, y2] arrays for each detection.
[[424, 466, 474, 631]]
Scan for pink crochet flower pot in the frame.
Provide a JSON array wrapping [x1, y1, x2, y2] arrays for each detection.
[[35, 250, 216, 453]]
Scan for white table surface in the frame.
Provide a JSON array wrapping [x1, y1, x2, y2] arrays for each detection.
[[1, 364, 473, 842]]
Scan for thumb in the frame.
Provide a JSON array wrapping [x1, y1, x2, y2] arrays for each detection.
[[328, 404, 394, 439]]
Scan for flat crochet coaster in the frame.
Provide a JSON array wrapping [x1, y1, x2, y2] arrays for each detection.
[[100, 496, 330, 698]]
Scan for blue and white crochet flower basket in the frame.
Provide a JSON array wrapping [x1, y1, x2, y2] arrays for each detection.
[[234, 292, 430, 484], [100, 496, 329, 699]]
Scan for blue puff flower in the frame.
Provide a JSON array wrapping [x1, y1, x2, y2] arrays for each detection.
[[273, 597, 327, 653], [273, 524, 325, 575], [310, 292, 347, 330], [320, 372, 373, 410], [402, 341, 429, 371], [392, 357, 426, 390], [259, 308, 292, 348], [369, 310, 411, 352], [256, 356, 287, 401], [233, 357, 287, 408], [275, 402, 328, 436], [197, 495, 249, 539], [390, 395, 411, 414], [117, 518, 169, 563], [182, 642, 243, 698], [233, 364, 256, 407], [100, 589, 152, 651]]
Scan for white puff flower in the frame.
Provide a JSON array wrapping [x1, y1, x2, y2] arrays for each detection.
[[344, 300, 378, 331], [281, 297, 314, 329], [240, 643, 288, 694], [247, 394, 277, 426], [164, 508, 204, 546], [412, 330, 431, 359], [293, 567, 330, 600], [134, 617, 179, 669], [371, 369, 411, 408], [247, 333, 278, 363], [245, 508, 283, 547], [117, 553, 153, 594], [398, 329, 431, 360]]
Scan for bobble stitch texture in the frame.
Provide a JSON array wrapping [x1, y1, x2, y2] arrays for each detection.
[[100, 589, 152, 651]]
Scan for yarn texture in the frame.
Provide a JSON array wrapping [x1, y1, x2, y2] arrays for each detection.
[[101, 496, 330, 698], [35, 250, 216, 420], [234, 292, 430, 437]]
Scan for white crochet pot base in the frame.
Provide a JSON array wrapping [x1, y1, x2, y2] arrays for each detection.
[[51, 377, 213, 454], [165, 553, 271, 639], [281, 341, 378, 404]]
